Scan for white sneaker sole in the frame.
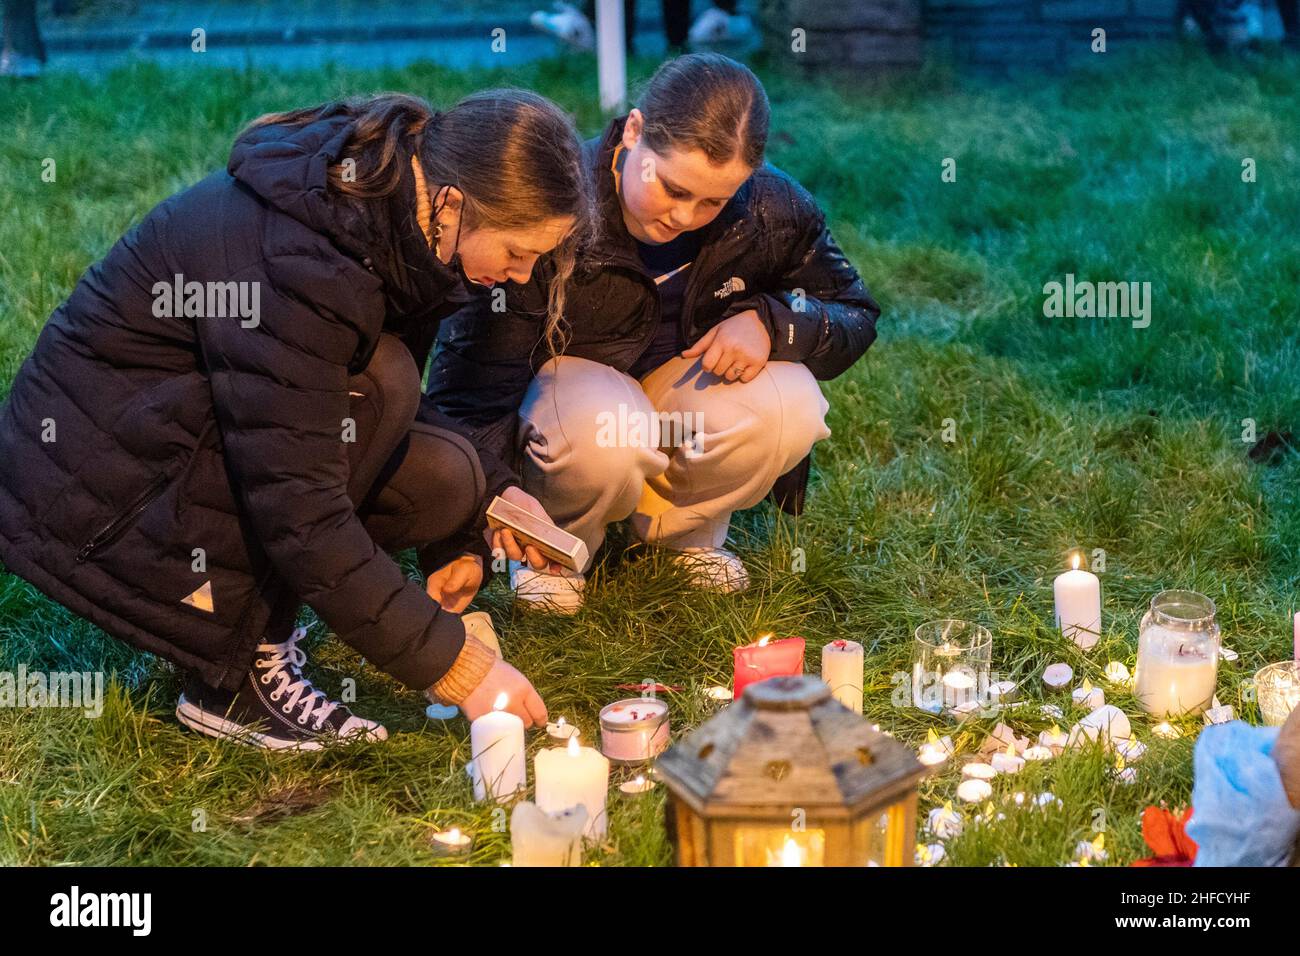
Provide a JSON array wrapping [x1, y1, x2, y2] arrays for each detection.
[[176, 695, 384, 751]]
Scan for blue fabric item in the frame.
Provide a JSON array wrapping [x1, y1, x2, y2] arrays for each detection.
[[1187, 721, 1300, 867]]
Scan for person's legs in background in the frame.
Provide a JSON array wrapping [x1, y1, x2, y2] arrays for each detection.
[[513, 355, 670, 611], [629, 355, 831, 591]]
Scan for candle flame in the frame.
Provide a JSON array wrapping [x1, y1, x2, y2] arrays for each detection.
[[779, 836, 802, 867], [1005, 743, 1016, 757], [566, 735, 581, 756], [1081, 678, 1092, 692], [556, 716, 567, 728], [1092, 833, 1105, 851], [757, 633, 773, 647], [448, 827, 461, 840], [492, 692, 508, 712], [1071, 553, 1081, 571], [1049, 723, 1062, 736], [943, 800, 954, 813], [634, 774, 646, 785]]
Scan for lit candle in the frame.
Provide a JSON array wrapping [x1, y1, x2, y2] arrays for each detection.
[[1072, 678, 1105, 710], [1054, 553, 1102, 651], [1202, 695, 1234, 726], [926, 801, 964, 839], [1043, 662, 1073, 690], [1038, 724, 1069, 751], [1152, 721, 1179, 739], [546, 716, 579, 743], [1103, 661, 1131, 686], [733, 634, 805, 699], [618, 774, 656, 797], [1067, 704, 1132, 749], [768, 835, 809, 867], [957, 778, 993, 803], [704, 685, 734, 702], [468, 692, 526, 804], [1134, 632, 1218, 717], [534, 735, 610, 840], [1075, 833, 1107, 863], [1112, 754, 1137, 785], [941, 668, 978, 710], [990, 743, 1025, 775], [820, 639, 864, 713], [1023, 745, 1054, 761], [918, 729, 953, 767], [510, 801, 586, 867], [1115, 738, 1147, 762], [430, 826, 474, 859]]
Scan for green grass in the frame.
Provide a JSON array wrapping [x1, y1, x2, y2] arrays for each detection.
[[2, 45, 1299, 866]]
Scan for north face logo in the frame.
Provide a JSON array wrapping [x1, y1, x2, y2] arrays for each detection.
[[182, 581, 214, 613], [713, 276, 746, 298]]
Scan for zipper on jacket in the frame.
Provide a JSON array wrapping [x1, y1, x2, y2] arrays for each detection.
[[75, 472, 171, 563]]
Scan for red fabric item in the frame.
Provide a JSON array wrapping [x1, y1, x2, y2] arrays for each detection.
[[1132, 805, 1198, 866]]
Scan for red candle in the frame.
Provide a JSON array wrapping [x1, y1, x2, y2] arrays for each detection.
[[733, 634, 806, 699]]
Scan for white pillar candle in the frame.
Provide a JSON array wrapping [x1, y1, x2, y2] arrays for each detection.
[[469, 692, 526, 804], [1054, 554, 1102, 650], [535, 735, 610, 841], [820, 639, 864, 713], [510, 801, 587, 867]]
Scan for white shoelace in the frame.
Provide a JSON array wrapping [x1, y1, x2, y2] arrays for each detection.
[[254, 627, 340, 731]]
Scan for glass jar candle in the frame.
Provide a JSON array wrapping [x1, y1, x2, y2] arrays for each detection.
[[1255, 661, 1300, 726], [1134, 590, 1220, 718], [911, 620, 992, 714]]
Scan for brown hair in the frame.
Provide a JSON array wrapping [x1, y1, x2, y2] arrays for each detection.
[[636, 53, 770, 169], [246, 90, 589, 353]]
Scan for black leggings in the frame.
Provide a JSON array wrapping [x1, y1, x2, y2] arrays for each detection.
[[257, 333, 484, 651]]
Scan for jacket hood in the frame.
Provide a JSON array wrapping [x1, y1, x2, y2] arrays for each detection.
[[228, 107, 470, 320]]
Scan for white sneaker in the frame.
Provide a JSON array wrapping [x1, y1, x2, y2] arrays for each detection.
[[688, 8, 753, 45], [530, 2, 595, 50], [511, 560, 586, 614], [669, 547, 749, 593]]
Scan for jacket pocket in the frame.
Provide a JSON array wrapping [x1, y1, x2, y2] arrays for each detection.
[[75, 471, 173, 563]]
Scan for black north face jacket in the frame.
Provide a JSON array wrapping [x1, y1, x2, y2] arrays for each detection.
[[427, 116, 882, 507], [0, 108, 506, 692]]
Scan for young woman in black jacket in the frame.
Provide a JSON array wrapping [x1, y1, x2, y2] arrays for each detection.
[[0, 90, 587, 748], [429, 54, 881, 612]]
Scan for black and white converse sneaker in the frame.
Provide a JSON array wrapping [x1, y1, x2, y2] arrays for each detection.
[[176, 627, 388, 750]]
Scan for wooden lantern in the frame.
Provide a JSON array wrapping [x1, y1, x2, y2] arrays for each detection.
[[657, 675, 927, 866]]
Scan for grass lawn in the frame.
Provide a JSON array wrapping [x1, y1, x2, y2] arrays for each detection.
[[1, 45, 1298, 867]]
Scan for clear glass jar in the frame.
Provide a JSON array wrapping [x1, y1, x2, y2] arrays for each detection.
[[911, 620, 992, 714], [1134, 590, 1220, 717]]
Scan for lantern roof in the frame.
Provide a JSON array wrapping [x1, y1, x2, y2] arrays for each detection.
[[656, 676, 928, 819]]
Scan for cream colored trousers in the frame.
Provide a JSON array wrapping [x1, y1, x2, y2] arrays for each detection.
[[517, 354, 831, 569]]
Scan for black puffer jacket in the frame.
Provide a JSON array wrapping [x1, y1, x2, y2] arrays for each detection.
[[429, 116, 881, 431], [0, 108, 511, 692]]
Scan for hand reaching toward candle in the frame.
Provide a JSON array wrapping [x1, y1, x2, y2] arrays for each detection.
[[426, 554, 483, 613], [461, 658, 549, 728], [486, 485, 566, 573]]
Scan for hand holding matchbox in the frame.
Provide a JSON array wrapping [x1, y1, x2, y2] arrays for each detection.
[[485, 494, 588, 572]]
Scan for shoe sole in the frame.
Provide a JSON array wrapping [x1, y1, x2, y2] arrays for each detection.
[[176, 695, 384, 751]]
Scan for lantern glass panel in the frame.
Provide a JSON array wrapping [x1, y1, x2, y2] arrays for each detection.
[[733, 826, 826, 866]]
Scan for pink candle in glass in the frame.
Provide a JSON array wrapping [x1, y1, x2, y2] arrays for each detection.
[[733, 634, 805, 699]]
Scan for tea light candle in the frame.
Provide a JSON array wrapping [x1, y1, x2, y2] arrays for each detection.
[[1152, 721, 1180, 739], [962, 761, 997, 781], [1038, 724, 1069, 751], [957, 778, 993, 803], [989, 680, 1018, 704], [941, 668, 978, 710], [1023, 745, 1054, 761], [820, 639, 864, 713], [918, 729, 954, 767], [926, 801, 964, 839], [990, 744, 1025, 775], [1072, 678, 1105, 710], [1104, 661, 1131, 686], [430, 826, 474, 859], [1115, 738, 1147, 762], [733, 634, 805, 699], [1043, 662, 1073, 690], [1054, 553, 1101, 650], [618, 774, 656, 796], [468, 692, 526, 804], [705, 685, 734, 702], [1113, 756, 1137, 785], [599, 697, 670, 764], [510, 801, 586, 867], [1202, 695, 1234, 726], [546, 717, 579, 743], [535, 735, 610, 840]]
